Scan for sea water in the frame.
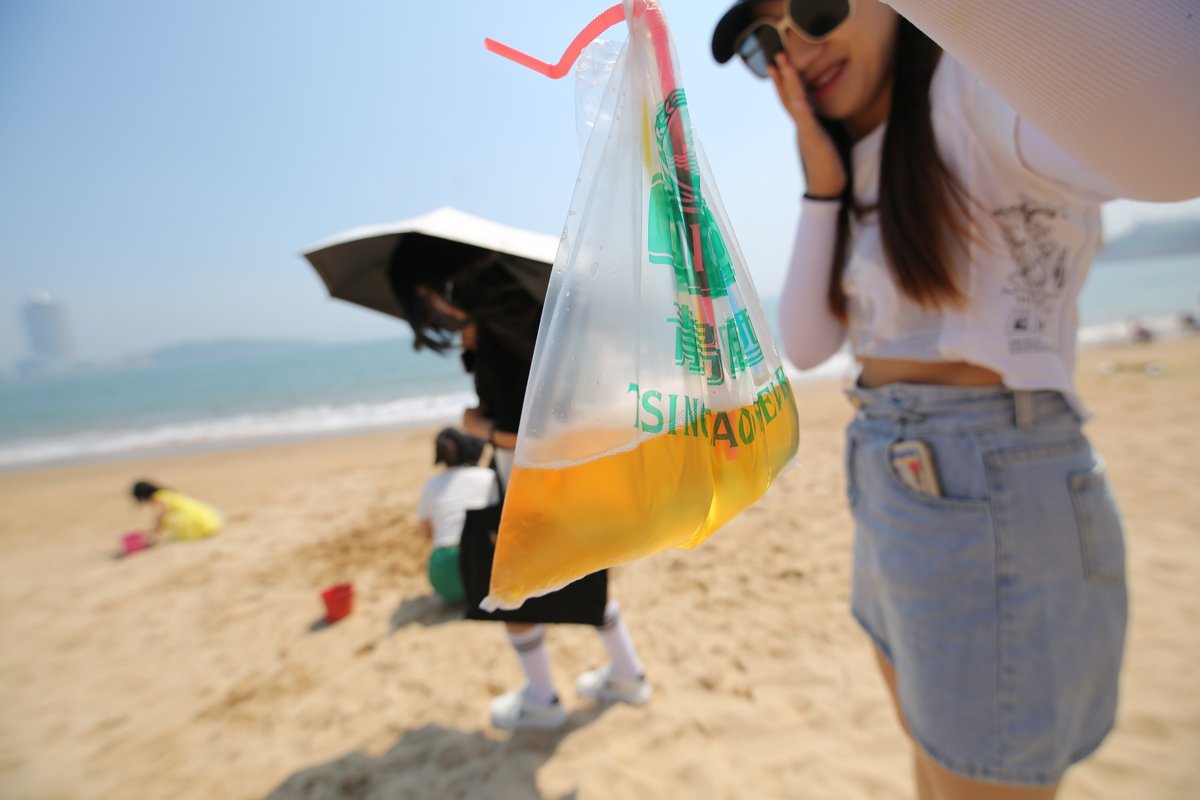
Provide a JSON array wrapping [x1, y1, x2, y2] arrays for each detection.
[[0, 254, 1194, 471], [0, 339, 473, 469]]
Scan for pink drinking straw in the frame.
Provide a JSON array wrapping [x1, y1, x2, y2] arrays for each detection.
[[485, 1, 719, 336], [484, 5, 627, 79]]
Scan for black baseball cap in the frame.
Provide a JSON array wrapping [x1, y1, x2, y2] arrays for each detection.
[[711, 0, 759, 64]]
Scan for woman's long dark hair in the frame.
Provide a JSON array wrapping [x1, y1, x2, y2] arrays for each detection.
[[826, 18, 972, 320]]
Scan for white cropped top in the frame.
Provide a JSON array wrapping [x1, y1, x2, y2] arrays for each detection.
[[778, 4, 1200, 414], [779, 0, 1199, 415], [782, 57, 1113, 412]]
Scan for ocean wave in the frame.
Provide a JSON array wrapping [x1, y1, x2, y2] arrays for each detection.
[[4, 318, 1187, 471], [0, 356, 859, 471], [1077, 313, 1193, 346], [0, 391, 477, 470]]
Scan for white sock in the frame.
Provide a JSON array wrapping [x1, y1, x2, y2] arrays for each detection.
[[595, 599, 644, 680], [507, 625, 557, 704]]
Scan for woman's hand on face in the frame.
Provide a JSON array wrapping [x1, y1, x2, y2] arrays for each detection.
[[768, 52, 846, 199]]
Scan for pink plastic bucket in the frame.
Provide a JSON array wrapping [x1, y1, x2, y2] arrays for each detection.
[[121, 532, 149, 555], [320, 583, 354, 623]]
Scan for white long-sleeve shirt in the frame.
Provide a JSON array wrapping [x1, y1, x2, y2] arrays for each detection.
[[783, 57, 1137, 416], [781, 4, 1199, 414]]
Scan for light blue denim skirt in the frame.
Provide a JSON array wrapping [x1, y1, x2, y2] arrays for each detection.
[[845, 383, 1127, 786]]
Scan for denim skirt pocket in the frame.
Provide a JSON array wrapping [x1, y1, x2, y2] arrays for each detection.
[[1069, 460, 1126, 585]]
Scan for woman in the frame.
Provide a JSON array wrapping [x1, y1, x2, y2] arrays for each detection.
[[711, 0, 1197, 796], [391, 247, 651, 731]]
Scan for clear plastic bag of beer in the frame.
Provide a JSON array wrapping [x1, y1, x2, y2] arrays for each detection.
[[484, 1, 799, 610]]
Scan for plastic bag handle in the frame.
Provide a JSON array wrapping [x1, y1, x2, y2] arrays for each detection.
[[629, 2, 720, 335], [485, 2, 721, 345], [483, 4, 626, 79]]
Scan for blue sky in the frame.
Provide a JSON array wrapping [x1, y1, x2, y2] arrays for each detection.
[[3, 0, 1198, 366]]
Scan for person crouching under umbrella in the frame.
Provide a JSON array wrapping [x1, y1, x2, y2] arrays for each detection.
[[417, 428, 498, 603]]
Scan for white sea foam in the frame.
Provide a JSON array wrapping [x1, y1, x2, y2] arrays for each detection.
[[3, 316, 1191, 471], [1077, 313, 1190, 347], [0, 391, 477, 470]]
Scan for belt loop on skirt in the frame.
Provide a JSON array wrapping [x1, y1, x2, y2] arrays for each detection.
[[844, 385, 927, 423], [1014, 390, 1036, 430]]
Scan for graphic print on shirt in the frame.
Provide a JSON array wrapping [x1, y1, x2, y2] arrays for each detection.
[[993, 197, 1068, 354]]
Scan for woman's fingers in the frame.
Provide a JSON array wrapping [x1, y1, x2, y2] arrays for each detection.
[[769, 53, 847, 197], [772, 53, 819, 132], [767, 64, 788, 113], [773, 53, 803, 113], [766, 66, 797, 121]]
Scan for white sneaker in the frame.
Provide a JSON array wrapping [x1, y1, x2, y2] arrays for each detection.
[[489, 687, 568, 731], [575, 665, 652, 705]]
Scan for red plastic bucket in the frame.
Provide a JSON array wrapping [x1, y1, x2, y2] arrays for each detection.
[[121, 532, 149, 555], [320, 583, 354, 623]]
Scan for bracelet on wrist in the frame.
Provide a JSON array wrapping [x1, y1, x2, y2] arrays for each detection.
[[803, 191, 843, 202]]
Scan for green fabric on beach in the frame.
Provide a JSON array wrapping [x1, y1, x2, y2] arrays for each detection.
[[428, 546, 464, 603]]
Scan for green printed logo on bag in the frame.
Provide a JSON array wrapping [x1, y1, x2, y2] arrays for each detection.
[[647, 90, 736, 298], [667, 303, 766, 386]]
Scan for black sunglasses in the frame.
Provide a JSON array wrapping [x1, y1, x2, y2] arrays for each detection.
[[734, 0, 855, 78]]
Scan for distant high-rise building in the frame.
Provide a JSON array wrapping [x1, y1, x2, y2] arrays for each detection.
[[22, 292, 76, 362]]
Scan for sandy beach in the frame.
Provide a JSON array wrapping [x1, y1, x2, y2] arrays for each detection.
[[2, 336, 1198, 800]]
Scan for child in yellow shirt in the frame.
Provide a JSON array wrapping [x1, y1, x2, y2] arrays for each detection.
[[132, 480, 223, 544]]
